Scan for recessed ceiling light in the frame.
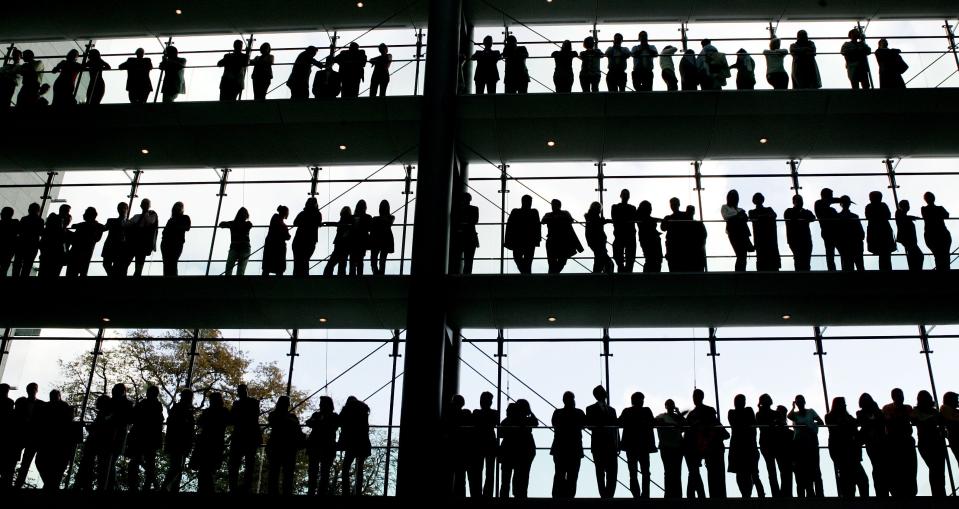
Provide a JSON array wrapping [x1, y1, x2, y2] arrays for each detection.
[[175, 9, 183, 15], [781, 314, 791, 321], [101, 317, 111, 323], [140, 148, 150, 155], [546, 140, 556, 147], [356, 2, 364, 7], [338, 144, 347, 151], [759, 137, 769, 144], [319, 317, 328, 323], [547, 316, 557, 323]]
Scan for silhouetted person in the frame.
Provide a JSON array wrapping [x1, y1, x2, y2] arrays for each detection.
[[790, 31, 821, 89], [0, 207, 18, 276], [631, 31, 658, 91], [498, 399, 536, 499], [941, 392, 959, 469], [688, 206, 708, 272], [119, 48, 154, 104], [67, 207, 106, 277], [162, 389, 194, 493], [697, 39, 728, 90], [263, 205, 290, 276], [193, 392, 229, 493], [128, 198, 159, 276], [100, 383, 133, 491], [728, 394, 764, 498], [160, 201, 190, 276], [445, 395, 473, 497], [469, 392, 498, 498], [605, 33, 630, 92], [875, 38, 907, 89], [250, 43, 274, 101], [611, 189, 637, 273], [102, 202, 130, 277], [654, 399, 685, 498], [784, 195, 816, 271], [35, 390, 76, 491], [0, 48, 21, 107], [370, 200, 395, 275], [757, 395, 791, 497], [857, 393, 889, 497], [266, 395, 302, 495], [219, 207, 253, 276], [550, 391, 586, 498], [750, 193, 781, 271], [472, 36, 501, 94], [912, 391, 946, 497], [159, 45, 186, 103], [732, 48, 756, 89], [660, 45, 679, 90], [350, 200, 372, 275], [814, 188, 841, 271], [15, 50, 44, 108], [306, 396, 338, 496], [313, 56, 341, 98], [921, 192, 952, 271], [636, 201, 663, 272], [825, 396, 868, 497], [218, 39, 249, 101], [579, 37, 603, 92], [288, 46, 322, 100], [12, 383, 43, 489], [324, 206, 352, 276], [679, 49, 699, 90], [721, 190, 752, 272], [0, 384, 12, 488], [125, 385, 163, 492], [585, 202, 613, 274], [358, 42, 390, 97], [661, 198, 686, 272], [228, 384, 261, 493], [542, 199, 584, 274], [51, 49, 82, 106], [883, 388, 918, 497], [38, 204, 71, 278], [336, 42, 368, 99], [764, 38, 789, 89], [686, 388, 727, 499], [452, 194, 479, 274], [503, 36, 530, 94], [837, 195, 865, 271], [788, 394, 823, 497], [841, 28, 872, 90], [895, 200, 923, 270], [73, 394, 110, 491], [83, 49, 111, 105], [504, 195, 541, 274], [620, 392, 656, 498], [585, 385, 619, 498], [864, 191, 896, 270], [292, 198, 322, 276], [339, 396, 371, 496], [551, 40, 577, 93]]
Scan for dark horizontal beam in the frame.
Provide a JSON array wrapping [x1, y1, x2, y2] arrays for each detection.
[[1, 271, 956, 330]]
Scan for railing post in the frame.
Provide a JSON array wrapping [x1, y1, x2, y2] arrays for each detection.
[[707, 327, 721, 415], [153, 36, 173, 103], [788, 160, 801, 196], [126, 169, 143, 213], [383, 329, 402, 496], [185, 329, 200, 389], [883, 159, 901, 209], [414, 28, 424, 95], [498, 164, 509, 274], [946, 21, 959, 73], [601, 328, 612, 402], [399, 164, 414, 275], [595, 161, 607, 209], [74, 40, 95, 100], [494, 329, 505, 497], [39, 171, 58, 213], [206, 168, 231, 275]]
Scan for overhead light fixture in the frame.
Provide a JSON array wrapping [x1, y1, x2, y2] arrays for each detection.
[[101, 317, 111, 323], [781, 314, 792, 321], [319, 317, 328, 323], [547, 315, 557, 323], [759, 137, 769, 145], [175, 8, 183, 15], [338, 144, 347, 151], [546, 140, 556, 147], [356, 2, 364, 7], [140, 148, 150, 155]]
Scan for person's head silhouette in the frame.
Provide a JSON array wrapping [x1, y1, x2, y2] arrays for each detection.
[[355, 200, 367, 215], [23, 50, 35, 62], [505, 35, 517, 50], [237, 384, 248, 399], [752, 192, 765, 207], [665, 399, 676, 412], [116, 201, 128, 218], [49, 389, 61, 403], [620, 189, 630, 203], [592, 385, 607, 403], [28, 202, 40, 216], [692, 388, 704, 406], [379, 199, 390, 216], [1, 207, 13, 221], [583, 37, 595, 51], [613, 33, 624, 47], [639, 31, 648, 44], [726, 189, 739, 207], [134, 48, 145, 59], [146, 385, 160, 400], [26, 382, 38, 398], [480, 391, 493, 410], [588, 201, 602, 217], [701, 39, 711, 48], [899, 199, 910, 212], [734, 394, 746, 410], [112, 383, 127, 399], [260, 43, 271, 55], [172, 201, 184, 216], [521, 194, 533, 209], [140, 198, 151, 213], [770, 38, 781, 50], [378, 43, 388, 55], [848, 28, 861, 42], [319, 395, 334, 413], [839, 195, 852, 211], [349, 42, 359, 52], [943, 391, 958, 408], [759, 393, 772, 409], [306, 46, 318, 58], [878, 38, 889, 49], [821, 188, 834, 200], [869, 191, 882, 204], [277, 205, 289, 220], [831, 396, 846, 414], [924, 191, 936, 205], [631, 392, 645, 407], [451, 394, 465, 410], [276, 395, 290, 413], [669, 197, 680, 213], [792, 194, 804, 208], [563, 391, 575, 408], [180, 388, 194, 405], [638, 200, 652, 218], [891, 388, 904, 405], [797, 30, 809, 43], [551, 199, 561, 213], [483, 36, 493, 50], [794, 394, 806, 410], [83, 206, 97, 223], [233, 39, 243, 53], [561, 40, 572, 52], [235, 207, 249, 222], [66, 49, 80, 62], [917, 390, 934, 410]]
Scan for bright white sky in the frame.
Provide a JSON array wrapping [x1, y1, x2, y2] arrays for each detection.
[[3, 17, 959, 497]]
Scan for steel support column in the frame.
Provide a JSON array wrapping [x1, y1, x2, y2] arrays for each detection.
[[126, 168, 143, 213], [286, 329, 299, 397], [397, 0, 463, 497], [947, 21, 959, 73], [498, 164, 509, 274], [883, 159, 901, 208], [443, 328, 462, 409], [383, 329, 402, 496], [0, 328, 9, 376], [919, 325, 956, 495], [206, 168, 231, 275], [39, 171, 57, 213], [601, 328, 612, 400], [185, 329, 200, 388], [788, 160, 802, 196], [399, 165, 414, 275], [707, 327, 721, 414]]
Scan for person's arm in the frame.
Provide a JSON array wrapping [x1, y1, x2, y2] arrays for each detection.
[[219, 220, 230, 228]]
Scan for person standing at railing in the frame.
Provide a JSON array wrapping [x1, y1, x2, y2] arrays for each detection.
[[339, 395, 372, 496], [874, 39, 908, 89], [503, 36, 530, 95], [911, 390, 946, 497], [35, 389, 78, 491], [605, 33, 630, 93], [731, 49, 756, 90], [787, 394, 823, 498], [262, 205, 290, 276], [654, 399, 685, 498], [636, 200, 663, 273], [15, 50, 44, 108], [219, 207, 253, 276], [679, 49, 699, 91], [100, 383, 133, 491], [789, 31, 821, 90], [37, 204, 71, 278], [941, 392, 959, 468], [228, 384, 262, 494], [541, 199, 583, 274], [504, 194, 541, 274], [750, 193, 781, 272], [697, 39, 729, 91], [84, 49, 111, 105], [445, 394, 474, 497], [161, 389, 194, 493], [305, 395, 338, 496], [118, 48, 154, 104], [865, 191, 896, 271], [586, 385, 619, 498], [11, 203, 42, 277], [855, 393, 888, 496], [620, 392, 656, 499], [550, 391, 586, 498], [73, 394, 110, 491], [0, 48, 21, 107], [659, 45, 679, 91], [125, 385, 163, 492], [630, 31, 658, 92], [498, 399, 536, 499], [51, 49, 82, 107], [291, 198, 322, 277], [217, 39, 250, 102], [661, 197, 687, 272], [825, 396, 868, 497], [101, 202, 130, 277], [128, 198, 159, 277], [0, 386, 12, 487], [368, 43, 392, 97], [0, 206, 19, 277], [756, 394, 791, 497], [369, 199, 395, 276], [550, 40, 577, 93], [158, 45, 187, 103], [160, 202, 190, 276], [579, 36, 603, 93], [469, 391, 498, 498], [349, 200, 373, 275], [921, 192, 952, 271], [250, 43, 273, 101], [451, 194, 479, 274], [841, 28, 872, 90], [895, 200, 924, 271], [10, 383, 43, 489], [266, 395, 303, 495], [784, 195, 816, 272], [336, 42, 368, 99], [193, 392, 230, 493], [728, 394, 765, 498], [289, 46, 322, 100], [313, 56, 341, 99], [763, 39, 789, 90], [688, 206, 708, 272], [814, 188, 841, 271], [67, 207, 106, 277], [472, 36, 501, 95], [323, 206, 353, 276], [611, 189, 637, 273], [721, 190, 752, 272], [584, 202, 613, 274], [882, 388, 918, 497], [684, 388, 726, 498]]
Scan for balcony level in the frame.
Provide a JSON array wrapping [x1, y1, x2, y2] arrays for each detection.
[[3, 0, 958, 41], [1, 271, 956, 331], [1, 89, 957, 172]]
